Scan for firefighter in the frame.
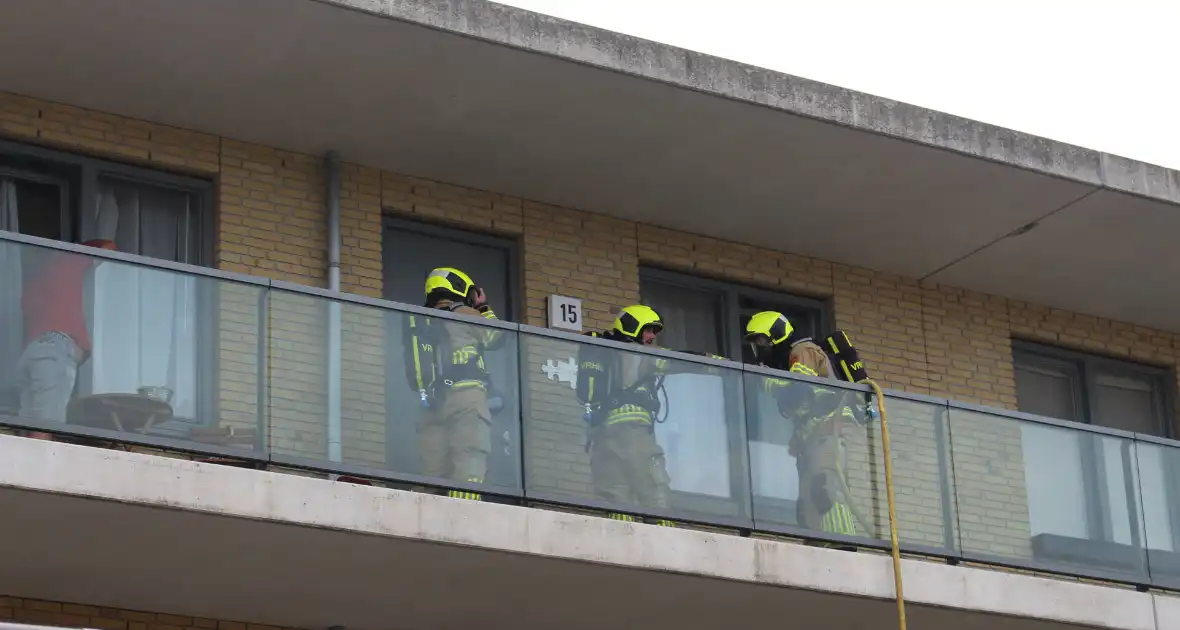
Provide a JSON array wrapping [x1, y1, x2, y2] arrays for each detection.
[[744, 311, 865, 540], [411, 267, 504, 501], [577, 304, 676, 525]]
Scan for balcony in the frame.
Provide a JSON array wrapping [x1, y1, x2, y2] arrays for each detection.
[[2, 231, 1180, 630], [2, 0, 1179, 337]]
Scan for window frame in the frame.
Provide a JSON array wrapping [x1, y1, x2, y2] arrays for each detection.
[[0, 139, 218, 430], [1012, 340, 1174, 437], [87, 166, 213, 265]]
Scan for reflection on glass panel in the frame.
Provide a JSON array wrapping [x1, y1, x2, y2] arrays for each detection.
[[520, 332, 749, 523], [1134, 441, 1180, 588], [268, 291, 521, 494], [0, 239, 264, 453], [950, 408, 1147, 581], [747, 372, 954, 550]]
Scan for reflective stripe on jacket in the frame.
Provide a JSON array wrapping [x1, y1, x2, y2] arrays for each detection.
[[429, 299, 503, 388]]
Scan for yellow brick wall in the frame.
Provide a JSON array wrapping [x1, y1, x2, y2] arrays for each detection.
[[639, 224, 833, 300], [7, 91, 1180, 560], [217, 141, 326, 285], [0, 595, 304, 630], [921, 284, 1027, 556], [525, 204, 639, 331]]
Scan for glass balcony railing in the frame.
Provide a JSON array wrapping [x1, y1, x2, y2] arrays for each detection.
[[0, 233, 268, 458], [519, 330, 751, 525], [8, 230, 1180, 589], [1134, 437, 1180, 589], [743, 368, 956, 552], [265, 285, 523, 496], [948, 405, 1149, 582]]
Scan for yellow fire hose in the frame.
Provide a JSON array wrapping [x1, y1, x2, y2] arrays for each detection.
[[866, 379, 907, 630]]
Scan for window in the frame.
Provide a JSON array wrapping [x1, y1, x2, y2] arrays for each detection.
[[1013, 341, 1172, 437], [638, 268, 827, 359], [381, 217, 520, 476], [0, 141, 213, 430], [639, 267, 829, 518], [1014, 341, 1178, 565], [640, 277, 724, 355]]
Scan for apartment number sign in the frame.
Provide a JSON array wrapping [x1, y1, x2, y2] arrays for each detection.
[[547, 295, 583, 332]]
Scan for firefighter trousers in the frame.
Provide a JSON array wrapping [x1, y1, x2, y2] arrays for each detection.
[[419, 386, 492, 486], [589, 419, 671, 510], [796, 431, 858, 536]]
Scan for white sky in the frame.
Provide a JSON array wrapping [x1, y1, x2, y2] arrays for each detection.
[[494, 0, 1180, 171]]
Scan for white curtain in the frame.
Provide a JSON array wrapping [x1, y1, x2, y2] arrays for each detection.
[[83, 183, 198, 421], [0, 178, 22, 412]]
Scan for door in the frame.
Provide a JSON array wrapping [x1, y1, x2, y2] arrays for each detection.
[[382, 218, 519, 486]]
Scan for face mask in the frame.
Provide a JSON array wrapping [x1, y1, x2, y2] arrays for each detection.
[[748, 339, 772, 365]]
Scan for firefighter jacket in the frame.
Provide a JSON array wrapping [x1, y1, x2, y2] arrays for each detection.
[[761, 339, 857, 447], [436, 298, 503, 390], [598, 351, 670, 425], [406, 299, 504, 395], [579, 342, 723, 426]]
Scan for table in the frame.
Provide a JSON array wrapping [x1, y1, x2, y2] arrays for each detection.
[[67, 393, 174, 435]]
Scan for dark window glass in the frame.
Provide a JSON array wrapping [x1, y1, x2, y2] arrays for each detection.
[[1013, 343, 1171, 437], [639, 268, 828, 361]]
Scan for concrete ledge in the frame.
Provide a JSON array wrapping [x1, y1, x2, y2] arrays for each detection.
[[1153, 593, 1180, 629], [321, 0, 1180, 204], [0, 435, 1172, 629]]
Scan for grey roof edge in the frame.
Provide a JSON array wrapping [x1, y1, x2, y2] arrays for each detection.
[[320, 0, 1180, 205]]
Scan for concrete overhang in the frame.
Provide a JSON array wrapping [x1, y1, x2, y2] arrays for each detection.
[[0, 436, 1174, 630], [1, 0, 1178, 329]]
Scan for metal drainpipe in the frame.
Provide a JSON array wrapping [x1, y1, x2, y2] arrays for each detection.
[[326, 151, 343, 465]]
